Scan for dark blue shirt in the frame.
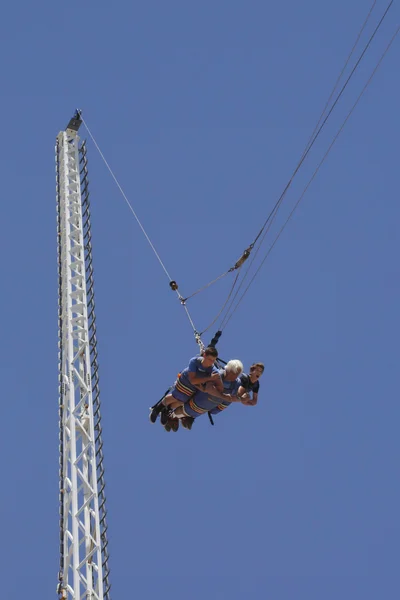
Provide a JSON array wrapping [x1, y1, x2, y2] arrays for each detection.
[[239, 373, 260, 394]]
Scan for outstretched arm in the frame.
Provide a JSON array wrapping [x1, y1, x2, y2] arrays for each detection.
[[241, 391, 258, 406]]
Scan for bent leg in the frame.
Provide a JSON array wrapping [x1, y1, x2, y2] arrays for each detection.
[[162, 394, 184, 410]]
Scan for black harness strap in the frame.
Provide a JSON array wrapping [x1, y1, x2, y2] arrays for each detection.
[[150, 387, 173, 410], [209, 330, 222, 348]]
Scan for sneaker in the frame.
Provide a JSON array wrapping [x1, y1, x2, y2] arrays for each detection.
[[164, 421, 172, 432], [149, 403, 163, 424], [160, 407, 171, 426], [170, 418, 179, 432], [181, 417, 194, 430]]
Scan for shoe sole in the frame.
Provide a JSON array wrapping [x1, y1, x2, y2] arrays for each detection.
[[149, 407, 161, 424], [160, 410, 170, 426]]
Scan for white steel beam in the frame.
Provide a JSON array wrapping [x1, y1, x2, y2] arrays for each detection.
[[56, 123, 104, 600]]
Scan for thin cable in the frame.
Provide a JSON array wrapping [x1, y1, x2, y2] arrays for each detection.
[[219, 205, 281, 329], [223, 23, 400, 329], [81, 2, 393, 344], [81, 116, 174, 283], [182, 270, 231, 302], [199, 269, 242, 335], [250, 0, 393, 251], [300, 0, 377, 160], [182, 303, 198, 333], [220, 0, 381, 329], [182, 244, 254, 302], [81, 0, 381, 306], [81, 117, 206, 341], [220, 1, 395, 328]]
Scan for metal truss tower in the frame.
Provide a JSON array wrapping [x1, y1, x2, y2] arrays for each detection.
[[56, 112, 111, 600]]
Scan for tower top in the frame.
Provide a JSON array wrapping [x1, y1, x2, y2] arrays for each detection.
[[66, 109, 82, 133]]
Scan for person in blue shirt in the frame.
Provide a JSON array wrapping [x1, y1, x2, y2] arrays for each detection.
[[169, 359, 244, 430], [149, 346, 223, 430], [206, 362, 264, 425]]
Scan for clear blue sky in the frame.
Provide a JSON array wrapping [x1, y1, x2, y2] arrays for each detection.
[[0, 2, 398, 599]]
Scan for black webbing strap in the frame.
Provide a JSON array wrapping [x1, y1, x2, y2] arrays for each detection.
[[150, 387, 172, 410], [209, 330, 222, 348]]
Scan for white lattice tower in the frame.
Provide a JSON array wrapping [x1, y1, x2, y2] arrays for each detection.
[[56, 113, 105, 600]]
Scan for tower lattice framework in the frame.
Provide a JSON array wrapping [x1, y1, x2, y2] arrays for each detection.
[[56, 112, 111, 600]]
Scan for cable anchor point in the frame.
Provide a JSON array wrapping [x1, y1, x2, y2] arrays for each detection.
[[66, 109, 83, 133], [231, 246, 252, 271]]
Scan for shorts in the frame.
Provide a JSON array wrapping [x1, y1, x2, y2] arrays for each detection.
[[182, 392, 211, 418], [171, 377, 198, 404]]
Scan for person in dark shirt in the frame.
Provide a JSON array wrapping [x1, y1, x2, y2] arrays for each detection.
[[238, 362, 264, 406]]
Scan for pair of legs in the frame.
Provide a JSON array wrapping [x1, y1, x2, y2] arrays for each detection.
[[169, 404, 196, 430], [159, 403, 195, 431], [164, 395, 197, 429], [162, 392, 185, 411], [150, 387, 205, 431], [149, 390, 189, 427]]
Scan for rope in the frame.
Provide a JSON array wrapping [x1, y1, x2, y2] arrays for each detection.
[[81, 116, 204, 344], [219, 207, 280, 330], [81, 117, 174, 283], [181, 270, 231, 303], [79, 1, 396, 346], [220, 1, 396, 329], [181, 245, 253, 302], [199, 269, 242, 335], [180, 0, 381, 313], [222, 20, 400, 329], [249, 0, 391, 253], [299, 0, 377, 161]]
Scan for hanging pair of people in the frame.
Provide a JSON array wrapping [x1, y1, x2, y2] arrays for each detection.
[[149, 346, 264, 432]]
